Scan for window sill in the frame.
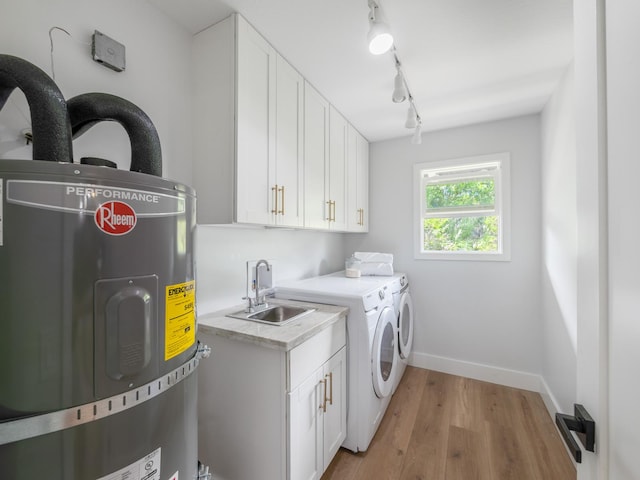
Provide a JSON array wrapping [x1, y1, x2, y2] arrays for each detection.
[[414, 250, 511, 262]]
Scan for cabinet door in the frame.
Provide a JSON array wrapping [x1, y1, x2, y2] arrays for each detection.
[[322, 347, 347, 467], [303, 82, 330, 229], [274, 54, 304, 227], [357, 132, 369, 231], [328, 106, 348, 231], [192, 16, 236, 224], [289, 369, 323, 480], [346, 125, 359, 231], [236, 16, 276, 225], [347, 126, 369, 232]]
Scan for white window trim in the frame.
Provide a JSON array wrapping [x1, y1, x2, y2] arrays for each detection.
[[413, 152, 511, 261]]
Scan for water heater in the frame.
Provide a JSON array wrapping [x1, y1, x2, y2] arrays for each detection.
[[0, 54, 209, 480]]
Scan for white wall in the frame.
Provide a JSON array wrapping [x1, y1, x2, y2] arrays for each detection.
[[196, 226, 345, 314], [540, 65, 577, 414], [346, 115, 542, 385], [0, 0, 193, 185]]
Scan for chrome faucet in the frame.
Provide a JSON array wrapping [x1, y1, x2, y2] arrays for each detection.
[[254, 259, 271, 308]]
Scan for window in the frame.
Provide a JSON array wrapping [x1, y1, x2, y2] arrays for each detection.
[[413, 153, 511, 261]]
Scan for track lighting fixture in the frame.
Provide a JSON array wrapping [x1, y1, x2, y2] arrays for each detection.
[[366, 1, 422, 144], [367, 0, 393, 55]]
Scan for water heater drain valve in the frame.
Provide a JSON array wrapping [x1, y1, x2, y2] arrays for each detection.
[[198, 462, 212, 480], [196, 343, 212, 360]]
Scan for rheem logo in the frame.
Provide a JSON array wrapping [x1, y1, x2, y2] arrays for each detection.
[[94, 201, 137, 235]]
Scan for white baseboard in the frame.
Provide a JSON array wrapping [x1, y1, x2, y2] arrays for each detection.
[[408, 352, 542, 392], [538, 375, 578, 467], [538, 376, 563, 418]]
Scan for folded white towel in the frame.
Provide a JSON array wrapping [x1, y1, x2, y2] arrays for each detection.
[[360, 262, 394, 276], [354, 252, 394, 264]]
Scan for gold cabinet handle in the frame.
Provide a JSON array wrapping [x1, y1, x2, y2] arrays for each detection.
[[279, 185, 285, 215], [326, 201, 332, 222], [326, 200, 336, 222], [320, 378, 328, 412], [271, 184, 278, 214], [326, 372, 333, 406]]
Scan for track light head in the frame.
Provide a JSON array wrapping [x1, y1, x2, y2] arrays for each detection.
[[368, 24, 393, 55], [411, 122, 422, 145], [367, 0, 393, 55], [392, 71, 407, 103]]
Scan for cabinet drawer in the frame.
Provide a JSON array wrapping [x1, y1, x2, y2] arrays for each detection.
[[288, 316, 346, 391]]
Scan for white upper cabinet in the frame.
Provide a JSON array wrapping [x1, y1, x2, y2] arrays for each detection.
[[235, 16, 276, 225], [303, 87, 349, 231], [192, 15, 236, 224], [328, 106, 348, 231], [274, 55, 304, 227], [193, 13, 366, 230], [347, 125, 369, 232], [193, 14, 303, 226], [303, 82, 330, 230]]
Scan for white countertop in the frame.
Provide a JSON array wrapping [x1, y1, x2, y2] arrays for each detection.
[[197, 298, 348, 351]]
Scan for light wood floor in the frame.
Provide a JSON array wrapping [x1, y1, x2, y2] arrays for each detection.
[[321, 366, 576, 480]]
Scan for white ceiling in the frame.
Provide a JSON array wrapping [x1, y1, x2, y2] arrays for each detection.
[[148, 0, 574, 143]]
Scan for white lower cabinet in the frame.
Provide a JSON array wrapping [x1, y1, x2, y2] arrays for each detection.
[[198, 316, 346, 480], [289, 347, 346, 480]]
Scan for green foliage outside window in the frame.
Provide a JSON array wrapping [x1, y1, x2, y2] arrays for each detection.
[[426, 178, 495, 209], [424, 178, 498, 252], [423, 216, 498, 252]]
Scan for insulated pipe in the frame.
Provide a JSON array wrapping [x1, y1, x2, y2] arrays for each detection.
[[0, 54, 73, 163], [68, 93, 162, 177]]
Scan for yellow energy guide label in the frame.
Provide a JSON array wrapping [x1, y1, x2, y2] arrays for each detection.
[[165, 280, 195, 361]]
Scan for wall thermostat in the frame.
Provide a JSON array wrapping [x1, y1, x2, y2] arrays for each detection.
[[92, 30, 126, 72]]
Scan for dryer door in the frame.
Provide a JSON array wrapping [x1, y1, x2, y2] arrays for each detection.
[[398, 291, 414, 360], [372, 306, 398, 398]]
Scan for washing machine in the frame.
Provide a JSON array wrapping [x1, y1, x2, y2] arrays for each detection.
[[276, 272, 398, 453], [390, 274, 414, 393]]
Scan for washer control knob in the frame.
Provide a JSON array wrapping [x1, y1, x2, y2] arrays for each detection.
[[400, 276, 406, 287], [378, 289, 385, 300]]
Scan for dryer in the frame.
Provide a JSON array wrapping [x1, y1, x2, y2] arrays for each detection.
[[276, 272, 398, 453], [390, 274, 414, 394]]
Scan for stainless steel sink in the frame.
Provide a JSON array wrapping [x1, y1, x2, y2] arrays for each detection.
[[227, 304, 315, 326]]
